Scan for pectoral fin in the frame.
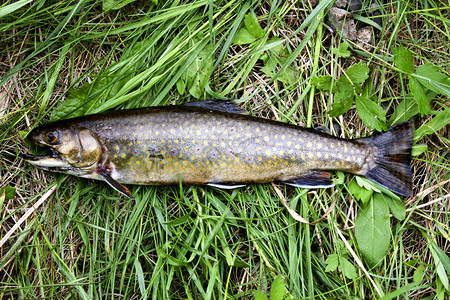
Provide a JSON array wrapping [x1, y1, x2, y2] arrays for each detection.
[[98, 169, 134, 199], [282, 171, 334, 188]]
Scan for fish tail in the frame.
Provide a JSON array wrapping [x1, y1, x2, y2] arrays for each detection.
[[358, 122, 413, 196]]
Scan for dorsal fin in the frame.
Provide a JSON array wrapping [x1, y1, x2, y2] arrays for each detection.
[[182, 99, 245, 114]]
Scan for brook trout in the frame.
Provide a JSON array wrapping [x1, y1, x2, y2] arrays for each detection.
[[23, 100, 413, 198]]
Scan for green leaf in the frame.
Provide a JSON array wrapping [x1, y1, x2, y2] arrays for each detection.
[[134, 259, 147, 300], [244, 11, 264, 39], [270, 275, 286, 300], [412, 144, 427, 156], [383, 193, 406, 221], [176, 78, 186, 95], [341, 257, 357, 280], [0, 186, 15, 200], [232, 28, 258, 45], [355, 95, 387, 131], [388, 95, 419, 126], [408, 76, 430, 116], [187, 44, 213, 99], [332, 42, 351, 58], [328, 90, 353, 117], [355, 194, 391, 266], [103, 0, 139, 10], [348, 178, 373, 206], [266, 36, 284, 55], [415, 63, 450, 96], [414, 108, 450, 142], [429, 239, 450, 290], [345, 62, 370, 84], [325, 254, 339, 272], [394, 45, 414, 74], [254, 291, 268, 300], [311, 75, 335, 91], [261, 56, 277, 77]]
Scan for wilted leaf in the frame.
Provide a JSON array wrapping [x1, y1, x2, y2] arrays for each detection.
[[355, 194, 391, 266]]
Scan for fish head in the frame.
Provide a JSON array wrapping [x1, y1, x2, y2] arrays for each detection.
[[23, 123, 103, 176]]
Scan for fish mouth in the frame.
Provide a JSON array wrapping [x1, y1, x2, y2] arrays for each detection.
[[22, 148, 73, 171]]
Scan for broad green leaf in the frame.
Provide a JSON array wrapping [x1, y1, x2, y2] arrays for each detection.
[[254, 291, 268, 300], [187, 44, 213, 99], [176, 78, 186, 95], [325, 254, 339, 272], [270, 275, 286, 300], [244, 11, 264, 39], [415, 63, 450, 96], [261, 56, 277, 77], [383, 193, 406, 221], [341, 257, 357, 280], [429, 240, 450, 290], [0, 186, 15, 200], [355, 194, 391, 266], [332, 42, 351, 58], [278, 66, 298, 86], [414, 108, 450, 142], [345, 62, 370, 84], [232, 28, 258, 45], [355, 95, 387, 131], [408, 76, 430, 116], [348, 178, 373, 206], [394, 45, 414, 74], [328, 91, 353, 117], [388, 95, 418, 126], [266, 36, 284, 55], [311, 75, 335, 91]]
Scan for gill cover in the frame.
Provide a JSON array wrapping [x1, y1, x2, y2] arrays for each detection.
[[24, 126, 103, 174]]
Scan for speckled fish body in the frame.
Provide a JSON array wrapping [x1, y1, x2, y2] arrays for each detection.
[[24, 101, 413, 197]]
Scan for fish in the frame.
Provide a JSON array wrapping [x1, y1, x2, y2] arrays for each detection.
[[23, 100, 413, 198]]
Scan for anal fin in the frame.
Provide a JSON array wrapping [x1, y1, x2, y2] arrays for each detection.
[[282, 171, 334, 189], [98, 169, 134, 199]]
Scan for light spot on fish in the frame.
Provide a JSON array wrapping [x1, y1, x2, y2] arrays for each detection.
[[263, 136, 269, 142], [295, 145, 300, 150], [266, 150, 272, 155], [317, 143, 322, 149], [174, 162, 179, 166], [136, 161, 141, 165], [317, 153, 322, 158], [287, 141, 292, 146], [308, 153, 314, 158], [121, 153, 126, 159], [114, 145, 120, 151], [258, 157, 262, 162], [291, 157, 295, 161], [279, 150, 285, 155], [307, 142, 312, 147], [301, 154, 306, 160], [338, 153, 343, 158], [255, 138, 261, 143]]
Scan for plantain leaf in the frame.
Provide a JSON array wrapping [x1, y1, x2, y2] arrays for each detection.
[[355, 194, 391, 266]]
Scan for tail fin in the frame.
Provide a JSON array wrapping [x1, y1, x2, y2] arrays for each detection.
[[358, 122, 413, 196]]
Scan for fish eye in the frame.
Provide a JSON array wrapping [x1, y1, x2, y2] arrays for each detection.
[[44, 130, 59, 144]]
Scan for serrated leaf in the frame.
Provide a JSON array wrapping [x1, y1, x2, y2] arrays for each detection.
[[232, 27, 258, 45], [383, 193, 406, 221], [348, 178, 373, 206], [341, 257, 358, 280], [414, 108, 450, 142], [325, 254, 339, 272], [355, 95, 387, 131], [345, 62, 370, 84], [394, 45, 414, 74], [408, 76, 430, 116], [311, 75, 335, 91], [388, 95, 419, 126], [355, 194, 391, 266], [415, 63, 450, 96], [244, 11, 264, 39], [328, 90, 353, 117], [270, 275, 286, 300], [332, 42, 351, 58]]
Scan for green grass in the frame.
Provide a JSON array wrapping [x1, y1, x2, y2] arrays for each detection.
[[1, 0, 450, 299]]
